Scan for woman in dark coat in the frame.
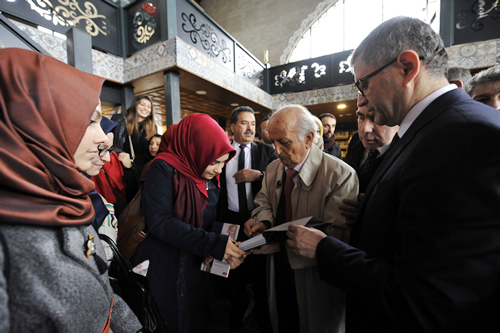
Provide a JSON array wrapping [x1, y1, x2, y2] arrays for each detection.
[[131, 113, 246, 333], [0, 48, 141, 332]]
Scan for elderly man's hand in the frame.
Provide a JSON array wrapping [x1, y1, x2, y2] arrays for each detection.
[[253, 243, 280, 255], [244, 218, 267, 237], [233, 169, 262, 183], [286, 225, 327, 259]]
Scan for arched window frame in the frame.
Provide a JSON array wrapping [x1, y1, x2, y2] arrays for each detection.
[[281, 0, 440, 65]]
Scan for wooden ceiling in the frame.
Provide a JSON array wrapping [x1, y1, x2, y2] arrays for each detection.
[[103, 68, 358, 132]]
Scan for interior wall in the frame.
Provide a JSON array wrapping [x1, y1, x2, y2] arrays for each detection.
[[200, 0, 324, 67]]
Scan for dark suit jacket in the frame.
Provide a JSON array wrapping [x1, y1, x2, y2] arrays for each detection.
[[217, 141, 277, 226], [315, 88, 500, 332], [345, 131, 386, 193]]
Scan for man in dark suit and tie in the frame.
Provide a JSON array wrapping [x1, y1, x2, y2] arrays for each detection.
[[216, 106, 276, 332], [340, 105, 399, 225], [344, 105, 399, 194], [287, 16, 500, 332], [217, 106, 277, 230]]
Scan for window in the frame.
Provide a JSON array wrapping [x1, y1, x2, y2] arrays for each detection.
[[287, 0, 440, 64]]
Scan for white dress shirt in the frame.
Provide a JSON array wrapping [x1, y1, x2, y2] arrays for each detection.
[[226, 141, 254, 212]]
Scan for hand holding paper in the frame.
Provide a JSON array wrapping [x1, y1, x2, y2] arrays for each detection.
[[244, 218, 266, 237], [239, 216, 325, 251], [286, 224, 327, 259]]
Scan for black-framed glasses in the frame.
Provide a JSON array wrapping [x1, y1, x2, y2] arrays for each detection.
[[354, 56, 425, 97], [97, 145, 114, 157]]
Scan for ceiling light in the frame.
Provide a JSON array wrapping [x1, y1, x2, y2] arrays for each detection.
[[230, 103, 239, 107], [345, 113, 352, 116], [339, 114, 344, 117], [337, 104, 346, 109], [196, 90, 206, 95]]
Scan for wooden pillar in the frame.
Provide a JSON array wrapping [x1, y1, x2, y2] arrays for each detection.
[[163, 70, 181, 126], [121, 84, 135, 112], [159, 0, 177, 40], [66, 28, 93, 74]]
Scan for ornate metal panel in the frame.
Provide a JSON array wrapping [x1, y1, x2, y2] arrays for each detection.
[[235, 44, 265, 89], [125, 0, 161, 55], [176, 0, 234, 71], [0, 0, 122, 56], [269, 51, 354, 95], [332, 50, 355, 87], [441, 0, 500, 46]]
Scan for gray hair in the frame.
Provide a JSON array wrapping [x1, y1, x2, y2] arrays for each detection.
[[351, 16, 448, 79], [466, 66, 500, 96], [447, 67, 473, 91], [272, 104, 316, 142]]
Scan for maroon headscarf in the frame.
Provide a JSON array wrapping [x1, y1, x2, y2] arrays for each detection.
[[155, 114, 235, 227], [158, 123, 178, 154], [0, 48, 104, 226]]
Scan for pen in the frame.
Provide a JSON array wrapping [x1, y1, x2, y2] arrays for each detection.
[[250, 218, 256, 237]]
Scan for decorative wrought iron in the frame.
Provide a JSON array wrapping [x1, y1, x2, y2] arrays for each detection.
[[237, 55, 263, 86], [133, 3, 156, 44], [456, 0, 500, 31], [339, 59, 352, 74], [25, 0, 108, 36], [311, 63, 326, 78], [181, 12, 231, 63], [275, 65, 308, 87]]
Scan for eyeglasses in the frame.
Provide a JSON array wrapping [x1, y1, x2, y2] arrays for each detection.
[[97, 145, 114, 157], [354, 56, 425, 97]]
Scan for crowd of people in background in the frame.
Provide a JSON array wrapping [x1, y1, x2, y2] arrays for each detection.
[[2, 14, 500, 333]]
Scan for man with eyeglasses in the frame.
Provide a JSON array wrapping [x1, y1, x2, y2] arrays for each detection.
[[287, 16, 500, 332]]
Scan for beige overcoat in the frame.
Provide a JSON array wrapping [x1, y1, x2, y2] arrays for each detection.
[[252, 144, 359, 333]]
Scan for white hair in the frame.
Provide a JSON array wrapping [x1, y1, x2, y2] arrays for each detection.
[[271, 104, 316, 142]]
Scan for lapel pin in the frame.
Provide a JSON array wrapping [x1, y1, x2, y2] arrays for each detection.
[[86, 234, 96, 258]]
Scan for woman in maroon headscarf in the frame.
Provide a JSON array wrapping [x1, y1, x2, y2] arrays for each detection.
[[0, 48, 141, 332], [131, 114, 246, 333]]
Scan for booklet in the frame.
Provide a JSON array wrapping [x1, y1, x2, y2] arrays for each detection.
[[200, 222, 240, 278], [238, 216, 324, 251]]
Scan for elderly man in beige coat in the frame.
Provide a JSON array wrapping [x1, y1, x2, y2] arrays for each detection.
[[244, 105, 359, 333]]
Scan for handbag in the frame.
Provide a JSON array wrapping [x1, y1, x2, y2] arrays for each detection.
[[117, 185, 147, 261], [117, 159, 155, 260], [99, 234, 168, 333]]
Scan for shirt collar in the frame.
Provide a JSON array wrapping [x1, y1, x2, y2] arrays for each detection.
[[398, 84, 457, 138], [232, 140, 251, 150], [285, 148, 311, 173]]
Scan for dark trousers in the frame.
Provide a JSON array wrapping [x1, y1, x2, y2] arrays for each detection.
[[215, 209, 272, 332]]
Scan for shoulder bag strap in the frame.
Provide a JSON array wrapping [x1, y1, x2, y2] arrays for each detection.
[[99, 233, 132, 275]]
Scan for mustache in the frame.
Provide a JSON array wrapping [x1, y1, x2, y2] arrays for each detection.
[[244, 130, 254, 135]]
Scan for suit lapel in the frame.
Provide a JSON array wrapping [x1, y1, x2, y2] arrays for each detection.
[[251, 142, 258, 169]]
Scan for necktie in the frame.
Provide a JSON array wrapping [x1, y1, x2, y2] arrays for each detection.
[[285, 169, 298, 222], [358, 149, 379, 177], [238, 145, 248, 215]]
